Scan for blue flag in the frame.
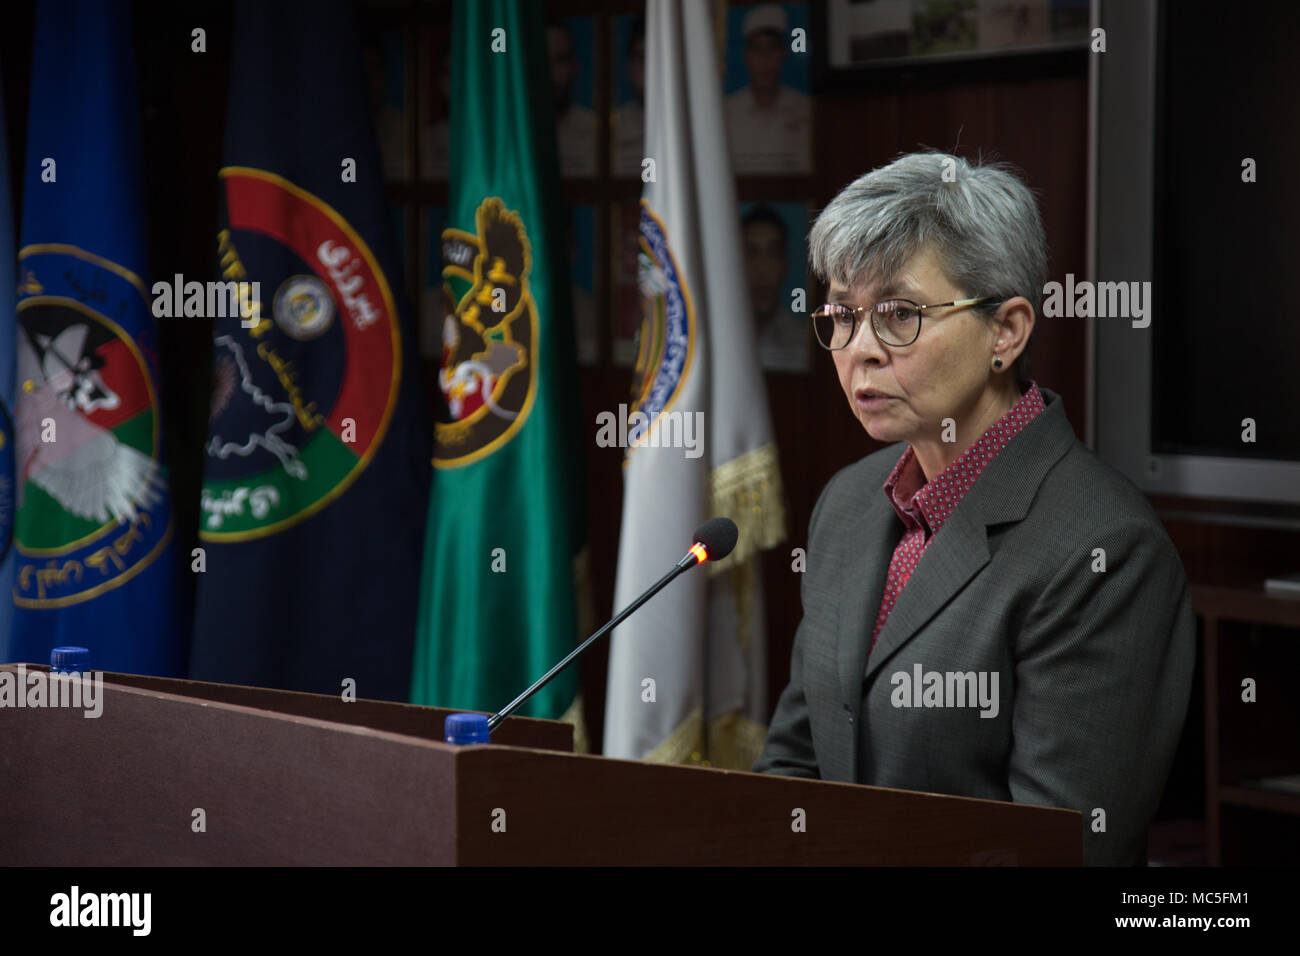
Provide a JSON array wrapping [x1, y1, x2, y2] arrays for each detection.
[[188, 0, 431, 701], [0, 77, 16, 663], [8, 0, 185, 674]]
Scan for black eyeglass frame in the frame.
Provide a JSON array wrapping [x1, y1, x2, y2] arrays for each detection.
[[810, 296, 1002, 349]]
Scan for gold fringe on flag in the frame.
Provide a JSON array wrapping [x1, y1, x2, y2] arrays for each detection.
[[645, 706, 770, 772], [708, 441, 787, 655], [558, 693, 590, 755], [708, 442, 786, 572]]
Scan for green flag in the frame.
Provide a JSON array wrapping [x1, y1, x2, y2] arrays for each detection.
[[412, 0, 585, 726]]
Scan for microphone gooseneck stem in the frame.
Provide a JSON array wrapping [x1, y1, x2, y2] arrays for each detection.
[[487, 557, 697, 732]]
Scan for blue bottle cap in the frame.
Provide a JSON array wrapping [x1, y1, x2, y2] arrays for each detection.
[[444, 712, 491, 745], [50, 646, 90, 672]]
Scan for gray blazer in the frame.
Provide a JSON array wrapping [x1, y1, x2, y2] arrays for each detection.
[[752, 387, 1196, 866]]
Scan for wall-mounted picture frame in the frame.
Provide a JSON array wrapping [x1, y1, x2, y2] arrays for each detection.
[[813, 0, 1091, 92], [568, 204, 599, 366], [549, 16, 598, 180], [740, 200, 812, 373], [610, 13, 646, 180], [360, 27, 409, 182], [417, 25, 451, 182], [723, 2, 812, 176]]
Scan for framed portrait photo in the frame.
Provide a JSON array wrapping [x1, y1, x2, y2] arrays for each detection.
[[568, 204, 599, 366], [723, 2, 812, 176], [549, 17, 598, 179], [740, 200, 812, 373], [360, 27, 409, 182], [610, 13, 647, 179], [417, 25, 451, 182]]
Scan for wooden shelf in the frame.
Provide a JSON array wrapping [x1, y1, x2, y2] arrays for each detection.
[[1219, 784, 1300, 817], [1192, 584, 1300, 629], [1198, 582, 1300, 864]]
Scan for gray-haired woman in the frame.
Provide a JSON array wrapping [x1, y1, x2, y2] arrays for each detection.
[[752, 152, 1195, 867]]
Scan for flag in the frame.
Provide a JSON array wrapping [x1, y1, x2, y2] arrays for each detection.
[[602, 0, 786, 767], [8, 0, 184, 675], [0, 78, 17, 663], [410, 0, 587, 732], [189, 0, 431, 701]]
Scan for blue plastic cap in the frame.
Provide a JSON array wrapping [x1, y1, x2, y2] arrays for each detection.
[[50, 646, 90, 672], [444, 712, 491, 745]]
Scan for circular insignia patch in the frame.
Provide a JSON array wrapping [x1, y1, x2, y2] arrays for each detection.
[[12, 246, 173, 608], [273, 275, 335, 340], [630, 200, 695, 451], [434, 197, 537, 469], [201, 167, 401, 540]]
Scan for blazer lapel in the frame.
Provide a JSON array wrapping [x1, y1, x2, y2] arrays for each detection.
[[862, 506, 990, 685], [836, 496, 899, 780]]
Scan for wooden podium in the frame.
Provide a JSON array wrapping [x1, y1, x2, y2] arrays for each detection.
[[0, 665, 1080, 865]]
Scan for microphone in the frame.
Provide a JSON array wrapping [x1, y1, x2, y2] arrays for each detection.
[[676, 516, 739, 569], [480, 517, 738, 733]]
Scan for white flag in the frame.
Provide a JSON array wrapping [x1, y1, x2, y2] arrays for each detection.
[[603, 0, 785, 768]]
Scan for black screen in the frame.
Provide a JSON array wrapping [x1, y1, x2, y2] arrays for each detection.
[[1152, 0, 1300, 461]]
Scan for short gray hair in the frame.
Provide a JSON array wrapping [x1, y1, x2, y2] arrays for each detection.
[[809, 151, 1046, 391]]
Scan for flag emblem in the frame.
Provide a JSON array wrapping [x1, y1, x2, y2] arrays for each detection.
[[201, 167, 402, 541], [630, 201, 695, 451], [273, 276, 335, 340], [13, 247, 172, 608], [434, 197, 537, 468]]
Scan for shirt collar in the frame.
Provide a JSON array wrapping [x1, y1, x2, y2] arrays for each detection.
[[882, 382, 1047, 537]]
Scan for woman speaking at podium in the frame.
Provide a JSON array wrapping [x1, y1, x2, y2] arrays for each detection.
[[751, 152, 1195, 866]]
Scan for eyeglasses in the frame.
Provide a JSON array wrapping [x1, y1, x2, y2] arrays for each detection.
[[810, 296, 1000, 349]]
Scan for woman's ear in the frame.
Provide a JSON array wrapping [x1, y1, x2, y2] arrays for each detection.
[[993, 296, 1035, 365]]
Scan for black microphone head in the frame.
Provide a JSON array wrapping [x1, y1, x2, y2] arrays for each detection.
[[693, 517, 738, 562]]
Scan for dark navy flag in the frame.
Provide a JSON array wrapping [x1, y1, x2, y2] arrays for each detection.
[[8, 0, 185, 674], [0, 74, 17, 662], [189, 0, 431, 701]]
